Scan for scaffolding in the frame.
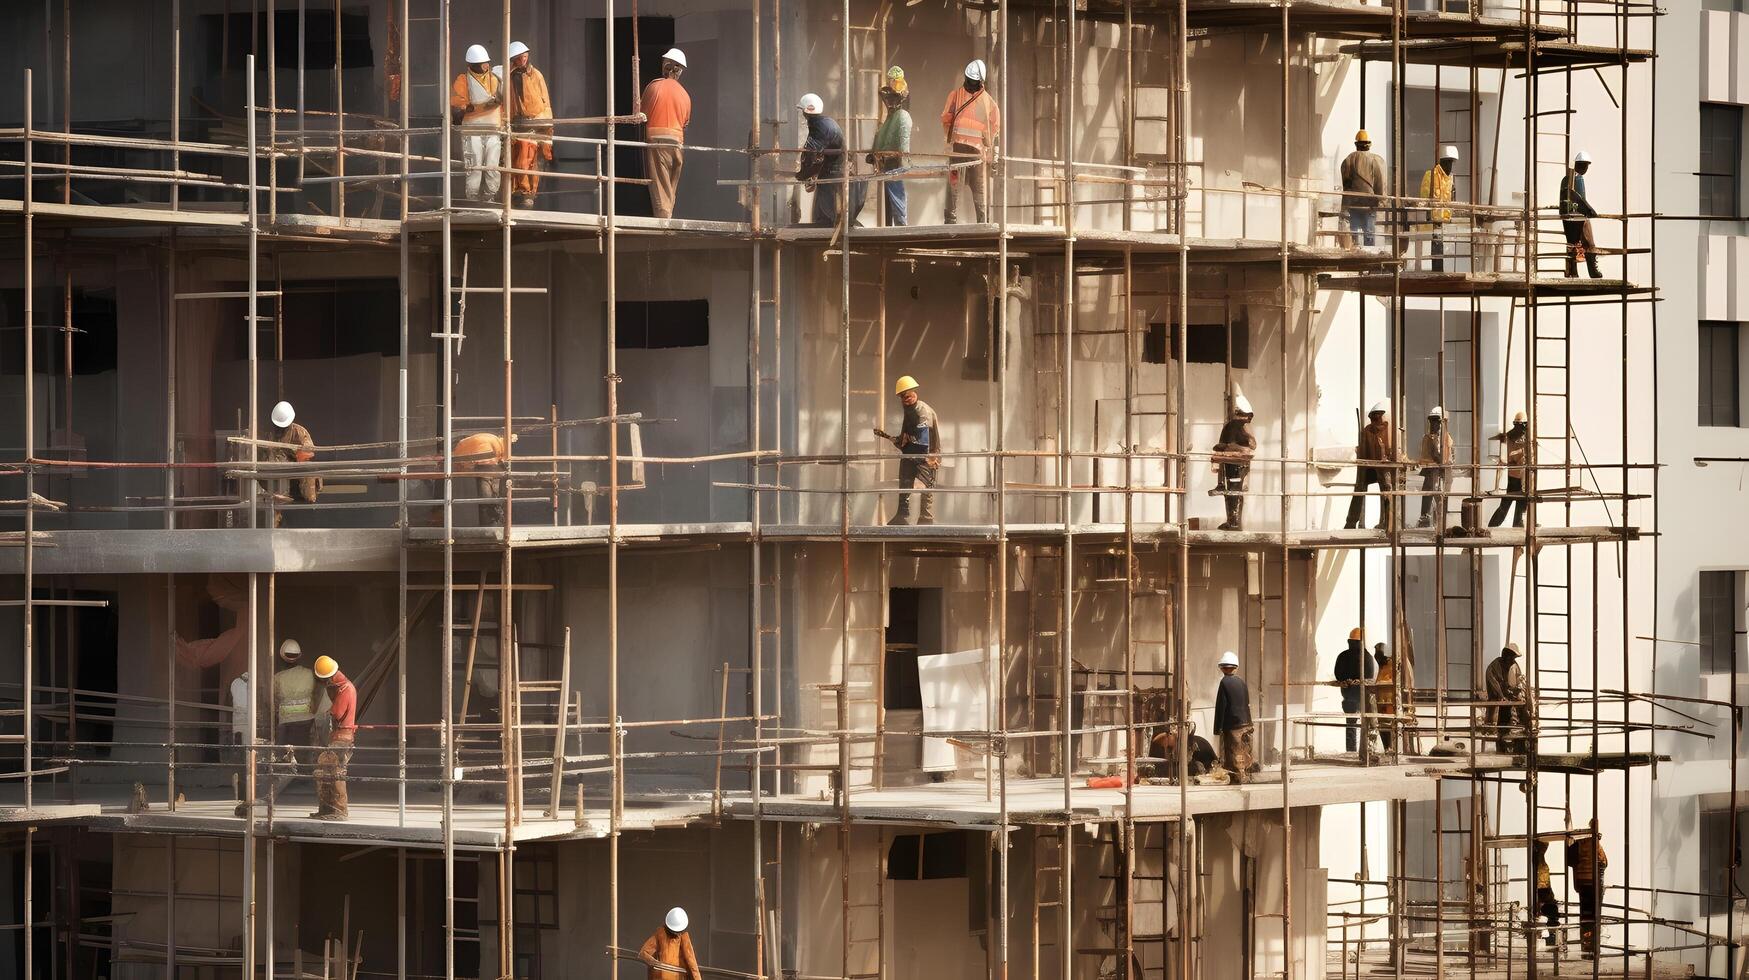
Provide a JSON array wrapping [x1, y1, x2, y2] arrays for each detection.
[[0, 0, 1731, 979]]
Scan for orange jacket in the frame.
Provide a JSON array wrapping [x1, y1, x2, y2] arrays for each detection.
[[510, 66, 553, 126], [450, 69, 503, 127], [638, 928, 701, 980], [642, 77, 692, 144], [940, 87, 999, 150], [455, 432, 511, 471]]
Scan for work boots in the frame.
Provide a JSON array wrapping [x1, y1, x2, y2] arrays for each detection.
[[1343, 493, 1367, 530], [1586, 253, 1603, 279], [1219, 495, 1244, 531], [916, 492, 936, 526], [887, 498, 911, 526]]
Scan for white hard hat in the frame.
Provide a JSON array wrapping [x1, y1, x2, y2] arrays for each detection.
[[1428, 405, 1444, 419], [1368, 400, 1389, 416], [662, 47, 688, 68], [278, 638, 302, 661], [1217, 650, 1240, 668], [965, 59, 988, 82], [1440, 145, 1459, 161], [464, 44, 491, 65], [271, 401, 295, 427], [797, 93, 823, 115], [1573, 150, 1592, 164], [665, 907, 689, 932], [507, 41, 529, 60], [1232, 394, 1254, 416]]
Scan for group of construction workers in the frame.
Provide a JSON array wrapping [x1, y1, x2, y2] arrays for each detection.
[[1332, 632, 1533, 757], [1535, 830, 1611, 954], [230, 642, 358, 821], [449, 42, 555, 207], [1340, 131, 1607, 278], [795, 59, 999, 227]]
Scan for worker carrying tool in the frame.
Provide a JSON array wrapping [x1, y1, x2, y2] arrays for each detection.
[[1419, 146, 1458, 271], [1150, 724, 1218, 779], [450, 44, 505, 202], [1488, 411, 1531, 528], [638, 906, 703, 980], [1213, 651, 1255, 784], [1339, 129, 1387, 249], [267, 400, 319, 528], [1534, 840, 1562, 948], [1343, 401, 1399, 530], [1333, 628, 1375, 752], [1561, 151, 1603, 279], [236, 639, 330, 816], [1211, 394, 1256, 531], [795, 93, 850, 226], [941, 59, 1000, 224], [1566, 827, 1608, 954], [1485, 642, 1531, 753], [874, 376, 940, 525], [865, 66, 913, 226], [310, 655, 356, 821], [456, 431, 516, 526], [1417, 406, 1454, 528], [641, 48, 692, 219], [506, 41, 553, 209]]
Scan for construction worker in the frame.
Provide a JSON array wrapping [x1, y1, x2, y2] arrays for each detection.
[[506, 41, 553, 209], [456, 431, 516, 525], [1343, 401, 1398, 530], [1485, 642, 1531, 753], [1211, 394, 1256, 531], [1379, 642, 1418, 753], [795, 93, 848, 226], [1560, 151, 1603, 278], [267, 400, 319, 528], [638, 906, 703, 980], [1534, 840, 1561, 948], [234, 639, 330, 816], [450, 44, 504, 202], [1417, 406, 1454, 528], [1150, 723, 1218, 778], [229, 669, 252, 805], [1213, 651, 1254, 785], [866, 66, 912, 226], [1339, 129, 1387, 249], [1488, 411, 1531, 528], [941, 59, 999, 224], [1333, 627, 1374, 752], [1565, 829, 1608, 953], [882, 376, 940, 525], [310, 655, 356, 821], [641, 48, 691, 219], [1373, 644, 1401, 751], [1419, 145, 1457, 271]]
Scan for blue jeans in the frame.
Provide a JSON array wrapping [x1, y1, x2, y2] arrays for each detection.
[[811, 178, 841, 225], [880, 170, 907, 226], [1347, 207, 1377, 246]]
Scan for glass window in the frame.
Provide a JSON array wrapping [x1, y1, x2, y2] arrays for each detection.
[[1699, 570, 1741, 675], [1699, 322, 1742, 427], [1699, 104, 1742, 219]]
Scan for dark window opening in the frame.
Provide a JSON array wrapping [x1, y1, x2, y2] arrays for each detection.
[[1145, 320, 1249, 367], [1701, 806, 1749, 916], [883, 587, 944, 711], [586, 16, 677, 215], [1699, 321, 1741, 427], [204, 10, 376, 72], [0, 288, 119, 376], [887, 831, 971, 880], [278, 279, 401, 359], [33, 592, 119, 755], [1700, 103, 1742, 219], [1699, 570, 1741, 675], [615, 299, 710, 349]]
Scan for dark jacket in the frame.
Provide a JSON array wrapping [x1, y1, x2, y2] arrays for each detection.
[[1214, 418, 1257, 466], [1340, 150, 1388, 209], [1559, 170, 1597, 219], [1150, 732, 1219, 774], [1214, 672, 1252, 734], [797, 114, 845, 182], [900, 399, 939, 456], [1334, 640, 1374, 712], [1357, 418, 1396, 463]]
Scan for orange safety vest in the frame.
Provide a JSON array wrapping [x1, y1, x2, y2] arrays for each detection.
[[940, 87, 999, 150]]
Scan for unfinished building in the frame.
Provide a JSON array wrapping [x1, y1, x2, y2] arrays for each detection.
[[0, 1, 1724, 979]]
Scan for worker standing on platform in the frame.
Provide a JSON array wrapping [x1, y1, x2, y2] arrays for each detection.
[[882, 376, 939, 526], [1339, 129, 1387, 249], [867, 67, 913, 226], [795, 93, 848, 226], [1373, 644, 1402, 752], [1419, 145, 1457, 271], [1417, 406, 1454, 528], [1561, 151, 1603, 278], [1213, 651, 1255, 784], [1343, 401, 1398, 531], [642, 48, 691, 219], [1534, 840, 1562, 948], [450, 44, 504, 202], [1333, 628, 1374, 752], [268, 400, 319, 528], [1485, 642, 1531, 753], [1566, 829, 1608, 954], [638, 907, 703, 980], [1488, 411, 1531, 528], [310, 655, 356, 821], [236, 639, 329, 815], [941, 59, 999, 224], [1211, 394, 1256, 531], [456, 431, 516, 526], [229, 669, 252, 806], [506, 41, 552, 209]]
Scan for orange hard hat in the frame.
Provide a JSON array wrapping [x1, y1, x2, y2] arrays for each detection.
[[314, 655, 339, 679], [1348, 627, 1364, 641]]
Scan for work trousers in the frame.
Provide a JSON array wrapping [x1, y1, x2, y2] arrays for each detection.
[[1429, 228, 1446, 271], [892, 456, 936, 524], [269, 719, 316, 796], [475, 469, 508, 526], [810, 178, 843, 226], [1376, 712, 1396, 751], [462, 132, 502, 201], [1492, 702, 1531, 753], [1344, 466, 1396, 529], [1219, 724, 1255, 784], [315, 731, 354, 817], [1536, 887, 1562, 944], [1346, 208, 1377, 247], [1418, 467, 1447, 526], [878, 169, 908, 226], [1575, 881, 1601, 951], [646, 142, 684, 218], [1217, 464, 1248, 529], [1489, 476, 1526, 527], [1564, 219, 1600, 277], [1341, 691, 1363, 752], [510, 135, 549, 199], [944, 143, 988, 223]]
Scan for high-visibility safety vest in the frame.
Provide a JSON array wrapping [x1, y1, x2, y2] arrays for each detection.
[[941, 88, 1000, 150]]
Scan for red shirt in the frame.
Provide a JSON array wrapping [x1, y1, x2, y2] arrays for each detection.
[[327, 671, 357, 737]]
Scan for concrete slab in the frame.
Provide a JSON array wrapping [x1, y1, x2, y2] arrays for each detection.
[[0, 528, 404, 574]]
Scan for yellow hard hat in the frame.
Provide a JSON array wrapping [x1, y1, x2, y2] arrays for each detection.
[[1512, 411, 1527, 424], [894, 375, 919, 396], [1355, 129, 1371, 143], [314, 655, 339, 679], [1349, 627, 1364, 641]]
